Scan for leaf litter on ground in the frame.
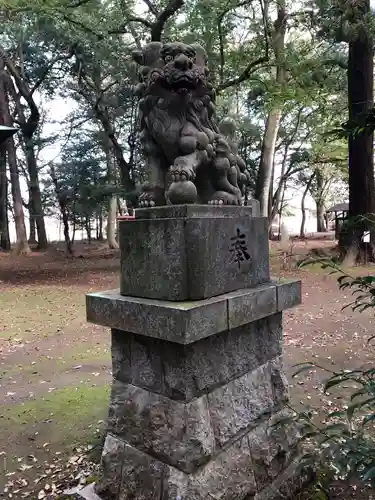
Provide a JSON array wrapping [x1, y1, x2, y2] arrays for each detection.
[[1, 444, 100, 499]]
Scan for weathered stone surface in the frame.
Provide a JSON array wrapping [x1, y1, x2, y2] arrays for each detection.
[[87, 281, 299, 345], [89, 420, 301, 500], [119, 217, 187, 300], [86, 192, 303, 500], [83, 445, 302, 500], [227, 285, 277, 329], [107, 380, 215, 473], [111, 330, 132, 383], [269, 356, 290, 403], [119, 209, 270, 301], [111, 314, 282, 401], [208, 363, 276, 447], [135, 203, 259, 220], [132, 41, 250, 207], [188, 436, 257, 500], [184, 216, 270, 300], [95, 434, 125, 499], [276, 279, 302, 311], [97, 438, 258, 500], [130, 335, 163, 393], [119, 443, 165, 500], [87, 290, 228, 344]]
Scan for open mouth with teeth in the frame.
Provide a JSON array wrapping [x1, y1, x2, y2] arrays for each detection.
[[170, 76, 197, 91]]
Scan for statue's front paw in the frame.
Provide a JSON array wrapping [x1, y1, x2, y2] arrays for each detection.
[[208, 191, 241, 206], [138, 192, 158, 208], [138, 186, 166, 207], [169, 163, 196, 182]]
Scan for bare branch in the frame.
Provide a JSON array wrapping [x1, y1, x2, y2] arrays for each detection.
[[110, 0, 183, 41], [151, 0, 184, 41], [93, 81, 118, 109], [217, 0, 253, 85], [217, 57, 268, 91], [30, 47, 76, 95], [59, 12, 104, 39], [108, 17, 153, 35], [217, 0, 269, 92]]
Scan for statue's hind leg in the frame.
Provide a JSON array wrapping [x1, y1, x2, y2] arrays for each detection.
[[209, 158, 242, 205]]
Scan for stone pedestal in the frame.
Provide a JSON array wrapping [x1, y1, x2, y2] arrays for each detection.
[[84, 204, 302, 500]]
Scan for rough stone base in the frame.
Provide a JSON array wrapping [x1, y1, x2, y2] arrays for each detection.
[[91, 407, 300, 500], [79, 461, 305, 500], [79, 463, 304, 500]]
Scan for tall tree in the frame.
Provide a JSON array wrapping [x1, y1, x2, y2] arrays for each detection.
[[101, 136, 119, 249], [0, 141, 10, 250], [0, 59, 31, 254], [255, 0, 286, 217], [343, 0, 374, 264]]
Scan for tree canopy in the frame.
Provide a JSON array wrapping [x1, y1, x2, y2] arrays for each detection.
[[0, 0, 371, 259]]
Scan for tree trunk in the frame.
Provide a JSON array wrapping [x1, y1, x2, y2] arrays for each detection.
[[117, 198, 123, 217], [24, 137, 48, 249], [268, 158, 275, 222], [312, 167, 327, 233], [98, 212, 104, 241], [0, 70, 31, 255], [3, 63, 47, 250], [61, 209, 73, 255], [50, 166, 73, 255], [256, 110, 282, 217], [107, 195, 118, 248], [28, 210, 37, 244], [7, 137, 31, 254], [316, 200, 326, 232], [72, 218, 76, 244], [342, 5, 374, 265], [107, 169, 119, 249], [104, 140, 119, 249], [255, 2, 286, 217], [0, 143, 10, 250], [85, 217, 91, 243], [300, 174, 315, 239], [277, 180, 286, 240], [79, 62, 134, 192]]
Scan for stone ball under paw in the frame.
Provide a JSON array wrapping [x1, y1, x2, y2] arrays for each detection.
[[167, 180, 197, 204]]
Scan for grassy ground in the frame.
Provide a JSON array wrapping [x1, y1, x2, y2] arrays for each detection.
[[1, 239, 375, 498]]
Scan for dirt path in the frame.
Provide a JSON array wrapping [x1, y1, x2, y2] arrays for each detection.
[[1, 242, 375, 498]]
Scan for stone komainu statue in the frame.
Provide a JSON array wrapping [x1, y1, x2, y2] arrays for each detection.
[[132, 41, 250, 206]]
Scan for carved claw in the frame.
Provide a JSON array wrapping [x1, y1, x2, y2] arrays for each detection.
[[169, 164, 196, 183], [208, 191, 241, 206], [138, 191, 158, 207]]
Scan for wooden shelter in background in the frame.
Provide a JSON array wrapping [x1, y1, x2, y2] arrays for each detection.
[[326, 203, 349, 239]]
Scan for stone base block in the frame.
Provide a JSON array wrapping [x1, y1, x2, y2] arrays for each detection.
[[105, 358, 288, 474], [86, 279, 301, 344], [110, 313, 283, 402], [93, 408, 301, 500], [119, 203, 269, 301]]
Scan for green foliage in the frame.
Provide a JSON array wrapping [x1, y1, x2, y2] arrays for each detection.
[[0, 0, 354, 240], [47, 130, 113, 232], [289, 256, 375, 493]]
